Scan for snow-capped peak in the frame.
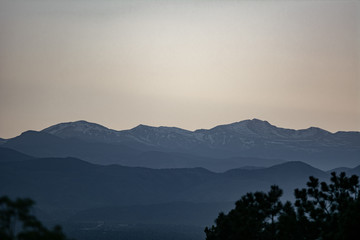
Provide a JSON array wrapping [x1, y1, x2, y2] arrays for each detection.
[[42, 120, 114, 138]]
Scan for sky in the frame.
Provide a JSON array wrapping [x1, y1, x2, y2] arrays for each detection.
[[0, 0, 359, 138]]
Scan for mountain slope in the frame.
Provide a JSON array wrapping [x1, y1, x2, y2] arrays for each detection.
[[347, 165, 360, 176], [0, 147, 33, 162], [3, 119, 360, 170], [0, 157, 331, 219], [2, 130, 141, 165], [41, 119, 360, 150], [0, 131, 283, 171]]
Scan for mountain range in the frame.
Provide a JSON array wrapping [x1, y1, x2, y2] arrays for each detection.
[[1, 117, 359, 240], [1, 119, 359, 170], [1, 148, 359, 226]]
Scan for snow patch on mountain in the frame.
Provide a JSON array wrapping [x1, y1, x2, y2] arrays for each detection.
[[42, 120, 118, 140]]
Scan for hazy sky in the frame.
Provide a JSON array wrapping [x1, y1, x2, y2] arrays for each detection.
[[0, 0, 359, 138]]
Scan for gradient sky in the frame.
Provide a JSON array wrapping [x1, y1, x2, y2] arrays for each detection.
[[0, 0, 359, 138]]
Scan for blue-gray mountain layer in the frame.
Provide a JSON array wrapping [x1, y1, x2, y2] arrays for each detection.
[[1, 119, 359, 170]]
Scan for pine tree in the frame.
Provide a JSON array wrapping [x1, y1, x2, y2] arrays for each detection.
[[0, 196, 68, 240]]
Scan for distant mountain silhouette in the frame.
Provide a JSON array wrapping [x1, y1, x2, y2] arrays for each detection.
[[1, 119, 359, 170], [120, 151, 284, 172], [40, 119, 360, 148], [0, 129, 283, 172], [347, 165, 360, 176], [0, 147, 33, 162], [1, 130, 141, 164], [0, 155, 347, 225], [326, 167, 352, 173], [35, 119, 360, 169]]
